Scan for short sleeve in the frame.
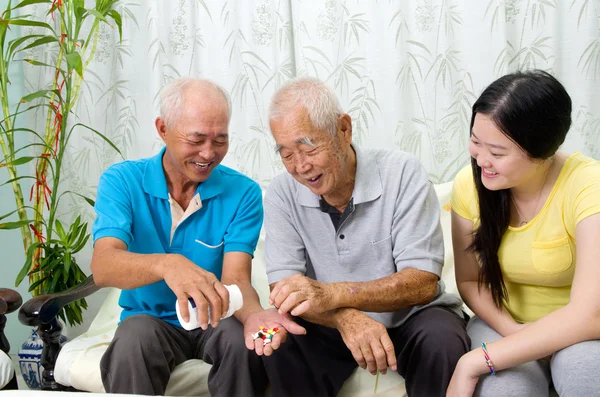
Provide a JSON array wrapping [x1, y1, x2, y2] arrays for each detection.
[[264, 177, 307, 284], [451, 166, 477, 221], [223, 182, 264, 257], [565, 162, 600, 226], [92, 165, 134, 247]]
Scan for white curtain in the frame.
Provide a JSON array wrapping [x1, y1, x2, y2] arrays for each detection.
[[20, 0, 600, 254]]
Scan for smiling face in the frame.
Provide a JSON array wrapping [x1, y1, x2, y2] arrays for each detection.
[[156, 89, 229, 186], [270, 106, 354, 200], [469, 113, 544, 191]]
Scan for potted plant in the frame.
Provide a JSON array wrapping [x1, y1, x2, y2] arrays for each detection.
[[0, 0, 122, 389]]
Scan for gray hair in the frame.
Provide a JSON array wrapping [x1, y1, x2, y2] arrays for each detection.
[[159, 77, 232, 128], [268, 77, 343, 135]]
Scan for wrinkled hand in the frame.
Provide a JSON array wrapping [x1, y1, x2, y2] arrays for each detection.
[[336, 310, 396, 375], [244, 308, 306, 356], [269, 274, 336, 316], [446, 353, 481, 397], [163, 255, 229, 329]]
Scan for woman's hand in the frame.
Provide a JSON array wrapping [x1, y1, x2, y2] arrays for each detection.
[[446, 350, 486, 397]]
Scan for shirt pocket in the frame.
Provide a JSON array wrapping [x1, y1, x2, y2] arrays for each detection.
[[370, 234, 393, 266], [531, 236, 573, 275], [193, 239, 225, 275]]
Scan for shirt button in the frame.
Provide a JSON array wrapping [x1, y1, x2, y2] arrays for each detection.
[[339, 234, 345, 239]]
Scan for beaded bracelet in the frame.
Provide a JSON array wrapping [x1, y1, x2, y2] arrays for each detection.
[[481, 342, 496, 375]]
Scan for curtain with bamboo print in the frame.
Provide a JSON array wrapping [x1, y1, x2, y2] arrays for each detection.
[[20, 0, 600, 234]]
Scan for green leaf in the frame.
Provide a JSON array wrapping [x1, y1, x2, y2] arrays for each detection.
[[28, 276, 49, 292], [8, 34, 45, 60], [64, 190, 95, 207], [0, 218, 35, 230], [1, 156, 36, 166], [0, 208, 27, 222], [87, 8, 108, 23], [107, 10, 122, 43], [20, 89, 59, 103], [55, 219, 67, 241], [65, 51, 83, 77], [63, 252, 71, 282], [0, 19, 55, 35], [11, 0, 51, 10], [18, 35, 58, 53], [15, 242, 41, 287], [69, 123, 122, 157]]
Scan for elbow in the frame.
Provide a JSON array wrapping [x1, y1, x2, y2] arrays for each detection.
[[90, 253, 110, 288], [419, 280, 438, 304]]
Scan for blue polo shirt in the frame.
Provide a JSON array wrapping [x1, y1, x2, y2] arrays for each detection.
[[92, 147, 263, 326]]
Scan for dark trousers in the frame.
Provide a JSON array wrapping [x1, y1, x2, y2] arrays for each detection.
[[263, 306, 470, 397], [100, 314, 267, 396]]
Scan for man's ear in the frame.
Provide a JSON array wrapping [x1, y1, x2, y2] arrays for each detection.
[[155, 117, 168, 142], [338, 114, 352, 145]]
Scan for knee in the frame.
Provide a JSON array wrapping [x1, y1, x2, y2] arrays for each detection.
[[211, 318, 256, 360], [110, 315, 164, 352], [413, 313, 469, 360], [552, 341, 600, 396]]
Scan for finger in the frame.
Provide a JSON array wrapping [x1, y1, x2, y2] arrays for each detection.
[[349, 344, 366, 369], [271, 282, 293, 310], [176, 294, 190, 322], [281, 313, 307, 335], [370, 340, 388, 375], [361, 344, 377, 375], [268, 280, 285, 306], [278, 291, 304, 315], [214, 282, 230, 318], [290, 300, 311, 317], [254, 337, 265, 356], [380, 333, 397, 371], [262, 342, 274, 357], [269, 332, 284, 350], [190, 292, 209, 330], [245, 331, 255, 350], [201, 282, 224, 327]]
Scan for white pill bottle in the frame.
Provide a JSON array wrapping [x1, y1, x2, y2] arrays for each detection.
[[176, 284, 243, 330]]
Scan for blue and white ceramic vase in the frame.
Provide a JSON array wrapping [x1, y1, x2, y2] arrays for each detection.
[[17, 328, 43, 390]]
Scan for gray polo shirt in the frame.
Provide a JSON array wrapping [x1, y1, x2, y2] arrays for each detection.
[[264, 145, 463, 328]]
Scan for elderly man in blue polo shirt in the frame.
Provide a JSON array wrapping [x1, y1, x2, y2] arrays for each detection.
[[261, 77, 470, 397], [90, 78, 304, 396]]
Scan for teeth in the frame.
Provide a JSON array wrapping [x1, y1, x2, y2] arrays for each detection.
[[484, 168, 497, 175], [194, 162, 210, 168]]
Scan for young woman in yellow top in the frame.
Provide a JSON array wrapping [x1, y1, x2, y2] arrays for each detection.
[[447, 70, 600, 397]]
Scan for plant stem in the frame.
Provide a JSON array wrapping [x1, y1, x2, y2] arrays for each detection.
[[0, 35, 32, 255]]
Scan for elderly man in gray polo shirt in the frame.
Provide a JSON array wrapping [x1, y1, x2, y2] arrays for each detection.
[[260, 77, 469, 397]]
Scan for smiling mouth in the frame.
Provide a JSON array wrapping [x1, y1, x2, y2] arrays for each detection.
[[193, 161, 213, 169], [482, 168, 498, 176]]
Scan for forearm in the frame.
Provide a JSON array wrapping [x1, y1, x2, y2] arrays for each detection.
[[331, 268, 438, 312], [91, 247, 170, 289], [300, 307, 361, 329], [458, 281, 522, 336], [471, 303, 600, 374], [228, 280, 263, 324]]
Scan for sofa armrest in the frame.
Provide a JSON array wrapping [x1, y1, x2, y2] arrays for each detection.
[[0, 288, 23, 354], [17, 276, 100, 391], [18, 276, 99, 327]]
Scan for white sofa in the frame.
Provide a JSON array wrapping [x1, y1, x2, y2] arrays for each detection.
[[54, 182, 462, 396]]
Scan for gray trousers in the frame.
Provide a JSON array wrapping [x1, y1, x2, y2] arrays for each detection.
[[100, 314, 267, 396], [468, 317, 600, 397]]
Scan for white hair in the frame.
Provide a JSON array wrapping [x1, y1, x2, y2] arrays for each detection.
[[268, 77, 343, 135], [159, 77, 232, 128]]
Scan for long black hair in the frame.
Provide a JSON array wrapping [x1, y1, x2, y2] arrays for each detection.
[[469, 70, 572, 307]]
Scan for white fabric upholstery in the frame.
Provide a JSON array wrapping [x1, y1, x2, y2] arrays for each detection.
[[0, 350, 13, 390], [55, 182, 460, 396]]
